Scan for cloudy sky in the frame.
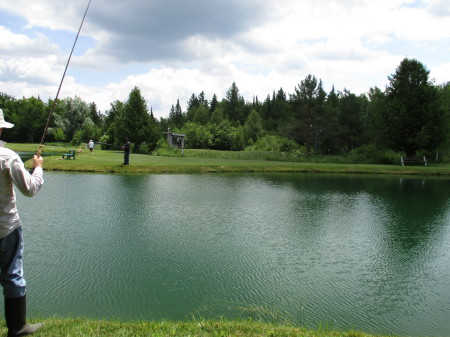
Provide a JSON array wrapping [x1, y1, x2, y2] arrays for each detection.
[[1, 0, 449, 119]]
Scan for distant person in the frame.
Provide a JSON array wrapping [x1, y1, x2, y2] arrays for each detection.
[[181, 148, 184, 157], [122, 138, 130, 165], [0, 109, 44, 336], [88, 140, 94, 154]]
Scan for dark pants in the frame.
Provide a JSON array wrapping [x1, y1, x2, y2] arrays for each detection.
[[0, 227, 26, 298], [124, 152, 130, 165]]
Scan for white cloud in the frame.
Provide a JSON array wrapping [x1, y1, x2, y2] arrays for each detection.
[[0, 27, 63, 88], [0, 0, 86, 32], [430, 62, 450, 84], [0, 27, 58, 57], [1, 0, 449, 118], [425, 0, 450, 17]]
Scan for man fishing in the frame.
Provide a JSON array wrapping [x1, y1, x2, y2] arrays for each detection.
[[0, 109, 44, 336]]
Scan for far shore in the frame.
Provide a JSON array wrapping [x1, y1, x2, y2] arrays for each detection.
[[9, 143, 450, 176]]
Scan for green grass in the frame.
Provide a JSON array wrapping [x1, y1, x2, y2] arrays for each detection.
[[154, 147, 329, 162], [154, 147, 351, 163], [0, 317, 393, 337], [8, 143, 450, 175]]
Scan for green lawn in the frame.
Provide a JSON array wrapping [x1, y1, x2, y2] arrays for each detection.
[[8, 143, 450, 175], [0, 317, 393, 337]]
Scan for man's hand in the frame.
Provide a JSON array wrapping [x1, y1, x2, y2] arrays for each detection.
[[33, 155, 44, 168]]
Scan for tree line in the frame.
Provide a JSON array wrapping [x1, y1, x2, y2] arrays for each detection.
[[1, 58, 449, 161]]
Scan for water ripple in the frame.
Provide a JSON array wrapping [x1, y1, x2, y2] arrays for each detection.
[[16, 173, 450, 337]]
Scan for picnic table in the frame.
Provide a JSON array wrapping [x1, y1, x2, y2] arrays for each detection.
[[62, 150, 76, 160]]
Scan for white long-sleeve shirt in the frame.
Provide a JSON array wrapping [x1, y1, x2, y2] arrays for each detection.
[[0, 145, 44, 238]]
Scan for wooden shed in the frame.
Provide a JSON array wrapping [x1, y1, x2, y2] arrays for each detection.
[[162, 129, 185, 149]]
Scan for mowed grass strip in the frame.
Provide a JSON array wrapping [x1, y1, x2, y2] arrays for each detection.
[[7, 143, 450, 175], [0, 317, 393, 337], [39, 151, 450, 175]]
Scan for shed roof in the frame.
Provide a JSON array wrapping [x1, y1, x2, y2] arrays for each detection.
[[162, 132, 185, 137]]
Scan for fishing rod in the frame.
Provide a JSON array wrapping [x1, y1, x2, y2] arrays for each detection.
[[36, 0, 92, 157]]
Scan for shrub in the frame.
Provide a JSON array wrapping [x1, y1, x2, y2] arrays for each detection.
[[98, 134, 110, 150], [210, 121, 244, 151], [153, 138, 180, 156], [51, 127, 66, 142], [347, 144, 399, 164], [246, 135, 299, 152], [181, 122, 213, 149]]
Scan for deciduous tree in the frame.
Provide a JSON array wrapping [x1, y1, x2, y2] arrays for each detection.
[[243, 109, 263, 145]]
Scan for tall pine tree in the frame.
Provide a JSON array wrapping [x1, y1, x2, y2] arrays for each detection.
[[117, 87, 158, 153], [384, 58, 445, 156]]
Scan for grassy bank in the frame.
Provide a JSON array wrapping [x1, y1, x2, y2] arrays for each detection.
[[10, 143, 450, 175], [0, 318, 393, 337]]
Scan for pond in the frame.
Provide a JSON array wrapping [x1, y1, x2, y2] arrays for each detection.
[[11, 172, 450, 337]]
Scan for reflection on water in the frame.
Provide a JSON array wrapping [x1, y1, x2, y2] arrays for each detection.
[[11, 173, 450, 337]]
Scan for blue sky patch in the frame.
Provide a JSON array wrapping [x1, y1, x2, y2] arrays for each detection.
[[0, 10, 95, 56]]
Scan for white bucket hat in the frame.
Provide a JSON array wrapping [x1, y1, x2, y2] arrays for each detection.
[[0, 109, 14, 128]]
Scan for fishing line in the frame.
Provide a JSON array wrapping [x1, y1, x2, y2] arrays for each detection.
[[37, 0, 92, 156]]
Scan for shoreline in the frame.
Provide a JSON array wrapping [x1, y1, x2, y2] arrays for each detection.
[[0, 317, 398, 337], [35, 156, 450, 176], [10, 144, 449, 176]]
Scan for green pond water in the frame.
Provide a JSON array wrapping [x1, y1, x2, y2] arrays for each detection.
[[10, 172, 450, 336]]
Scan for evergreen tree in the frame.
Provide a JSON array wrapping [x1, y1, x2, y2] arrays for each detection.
[[272, 88, 289, 130], [289, 75, 327, 153], [187, 94, 199, 112], [169, 99, 184, 128], [169, 105, 176, 125], [150, 107, 156, 122], [116, 87, 158, 153], [384, 58, 445, 156], [223, 82, 247, 123], [89, 102, 102, 126], [175, 99, 184, 126], [261, 94, 273, 130], [209, 94, 219, 113], [320, 86, 340, 153], [437, 82, 450, 154], [198, 91, 208, 108], [336, 90, 366, 152], [187, 92, 209, 123], [366, 87, 387, 148], [252, 95, 261, 112]]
